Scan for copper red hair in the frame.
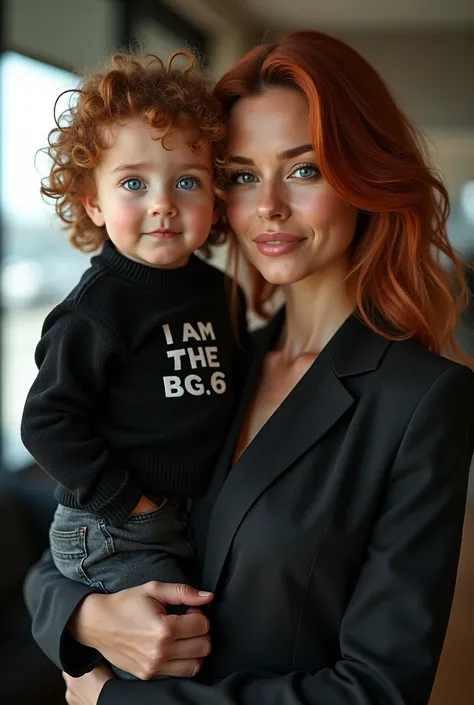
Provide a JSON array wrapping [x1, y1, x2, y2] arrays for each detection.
[[214, 31, 471, 362], [41, 51, 226, 253]]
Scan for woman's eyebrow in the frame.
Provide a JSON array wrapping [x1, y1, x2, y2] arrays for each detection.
[[277, 144, 314, 161], [228, 143, 314, 166]]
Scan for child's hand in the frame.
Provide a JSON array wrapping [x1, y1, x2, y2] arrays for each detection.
[[130, 495, 159, 515], [63, 664, 113, 705]]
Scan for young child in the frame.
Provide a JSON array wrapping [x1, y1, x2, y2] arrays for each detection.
[[21, 51, 248, 676]]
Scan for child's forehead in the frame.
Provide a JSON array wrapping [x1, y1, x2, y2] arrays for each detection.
[[101, 117, 207, 154]]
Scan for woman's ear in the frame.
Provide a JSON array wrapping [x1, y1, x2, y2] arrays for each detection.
[[212, 189, 230, 224], [211, 200, 220, 225], [213, 175, 230, 205], [82, 192, 105, 227]]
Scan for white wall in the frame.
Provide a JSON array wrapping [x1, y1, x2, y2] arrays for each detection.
[[334, 31, 474, 221], [166, 0, 257, 78], [336, 30, 474, 130]]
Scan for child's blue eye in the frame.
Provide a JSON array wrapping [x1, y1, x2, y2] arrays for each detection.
[[123, 178, 145, 191], [177, 177, 199, 190]]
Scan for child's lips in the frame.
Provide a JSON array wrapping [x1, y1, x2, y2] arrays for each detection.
[[145, 228, 181, 238]]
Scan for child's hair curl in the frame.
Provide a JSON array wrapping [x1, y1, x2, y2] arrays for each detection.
[[41, 51, 226, 253]]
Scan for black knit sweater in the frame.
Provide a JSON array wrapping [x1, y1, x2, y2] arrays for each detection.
[[21, 242, 248, 525]]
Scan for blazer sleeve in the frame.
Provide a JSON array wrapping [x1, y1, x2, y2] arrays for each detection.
[[97, 364, 474, 705], [23, 549, 102, 676]]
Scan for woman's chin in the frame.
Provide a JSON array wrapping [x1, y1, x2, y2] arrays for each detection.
[[256, 260, 311, 286]]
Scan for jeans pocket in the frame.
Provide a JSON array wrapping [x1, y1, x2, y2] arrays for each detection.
[[106, 498, 191, 560], [49, 524, 90, 583], [125, 496, 169, 523]]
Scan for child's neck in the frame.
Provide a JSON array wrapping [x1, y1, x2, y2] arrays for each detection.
[[117, 247, 191, 270]]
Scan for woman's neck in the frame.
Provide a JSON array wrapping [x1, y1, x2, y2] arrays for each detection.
[[279, 263, 353, 362]]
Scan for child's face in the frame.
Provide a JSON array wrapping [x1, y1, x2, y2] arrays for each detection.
[[83, 117, 217, 268]]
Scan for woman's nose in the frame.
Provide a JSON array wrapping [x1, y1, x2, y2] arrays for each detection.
[[256, 182, 290, 221]]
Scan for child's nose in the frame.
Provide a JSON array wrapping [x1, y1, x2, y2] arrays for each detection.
[[148, 193, 178, 218]]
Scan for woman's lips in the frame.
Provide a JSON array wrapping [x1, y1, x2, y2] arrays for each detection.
[[253, 232, 306, 256]]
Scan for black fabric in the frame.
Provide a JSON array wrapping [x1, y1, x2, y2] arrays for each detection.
[[21, 242, 248, 525], [23, 311, 474, 705], [0, 481, 65, 705]]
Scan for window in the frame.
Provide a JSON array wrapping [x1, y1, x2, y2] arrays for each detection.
[[0, 52, 90, 470]]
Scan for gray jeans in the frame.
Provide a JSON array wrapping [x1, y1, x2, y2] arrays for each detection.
[[50, 498, 193, 679]]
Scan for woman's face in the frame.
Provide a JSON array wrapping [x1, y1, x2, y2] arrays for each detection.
[[225, 86, 357, 286]]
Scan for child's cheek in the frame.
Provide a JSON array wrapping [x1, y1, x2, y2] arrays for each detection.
[[189, 202, 215, 230], [108, 200, 142, 232]]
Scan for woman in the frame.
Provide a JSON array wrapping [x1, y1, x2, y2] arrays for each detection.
[[24, 31, 474, 705]]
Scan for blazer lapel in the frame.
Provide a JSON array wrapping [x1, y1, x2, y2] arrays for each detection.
[[192, 315, 279, 563], [201, 311, 391, 592]]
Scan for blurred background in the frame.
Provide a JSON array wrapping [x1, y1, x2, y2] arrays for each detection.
[[0, 1, 473, 703]]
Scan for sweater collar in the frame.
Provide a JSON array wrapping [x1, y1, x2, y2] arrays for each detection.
[[94, 240, 209, 293]]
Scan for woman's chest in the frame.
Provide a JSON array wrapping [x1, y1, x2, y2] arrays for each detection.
[[234, 351, 317, 461]]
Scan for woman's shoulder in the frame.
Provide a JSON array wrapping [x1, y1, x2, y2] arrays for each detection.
[[379, 335, 474, 411]]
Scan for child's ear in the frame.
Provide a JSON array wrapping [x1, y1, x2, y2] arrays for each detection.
[[82, 192, 105, 227]]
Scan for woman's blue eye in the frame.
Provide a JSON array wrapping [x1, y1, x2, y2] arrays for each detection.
[[233, 172, 257, 185], [177, 177, 198, 190], [123, 178, 145, 191], [293, 165, 319, 179]]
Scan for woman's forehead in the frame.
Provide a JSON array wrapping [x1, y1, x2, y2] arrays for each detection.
[[227, 88, 312, 156]]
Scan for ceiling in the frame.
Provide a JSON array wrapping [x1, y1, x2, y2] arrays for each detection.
[[240, 0, 474, 29]]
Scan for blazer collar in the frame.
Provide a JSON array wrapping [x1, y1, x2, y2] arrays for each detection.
[[252, 307, 391, 378], [326, 312, 391, 377], [198, 308, 391, 591]]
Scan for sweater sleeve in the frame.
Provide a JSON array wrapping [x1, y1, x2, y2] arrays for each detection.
[[20, 305, 142, 525]]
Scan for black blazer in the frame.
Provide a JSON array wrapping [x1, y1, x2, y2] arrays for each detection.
[[24, 311, 474, 705]]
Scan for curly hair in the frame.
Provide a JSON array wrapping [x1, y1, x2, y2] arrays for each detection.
[[41, 51, 226, 253], [214, 31, 471, 364]]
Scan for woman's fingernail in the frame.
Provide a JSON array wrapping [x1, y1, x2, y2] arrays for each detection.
[[198, 591, 212, 597]]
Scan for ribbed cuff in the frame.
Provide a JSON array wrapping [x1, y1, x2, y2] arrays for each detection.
[[89, 468, 143, 526], [57, 467, 143, 526]]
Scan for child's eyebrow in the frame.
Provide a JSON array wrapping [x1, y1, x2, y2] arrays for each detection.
[[111, 161, 153, 173], [180, 164, 211, 174], [110, 162, 211, 174]]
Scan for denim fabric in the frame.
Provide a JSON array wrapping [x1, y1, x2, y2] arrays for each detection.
[[49, 498, 193, 679]]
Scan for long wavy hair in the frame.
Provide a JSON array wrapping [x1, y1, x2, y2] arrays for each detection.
[[214, 31, 471, 362], [41, 51, 226, 254]]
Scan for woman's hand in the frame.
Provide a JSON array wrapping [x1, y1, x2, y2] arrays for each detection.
[[69, 581, 213, 679], [63, 664, 113, 705]]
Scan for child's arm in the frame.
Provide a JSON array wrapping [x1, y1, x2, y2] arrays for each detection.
[[21, 304, 142, 526]]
